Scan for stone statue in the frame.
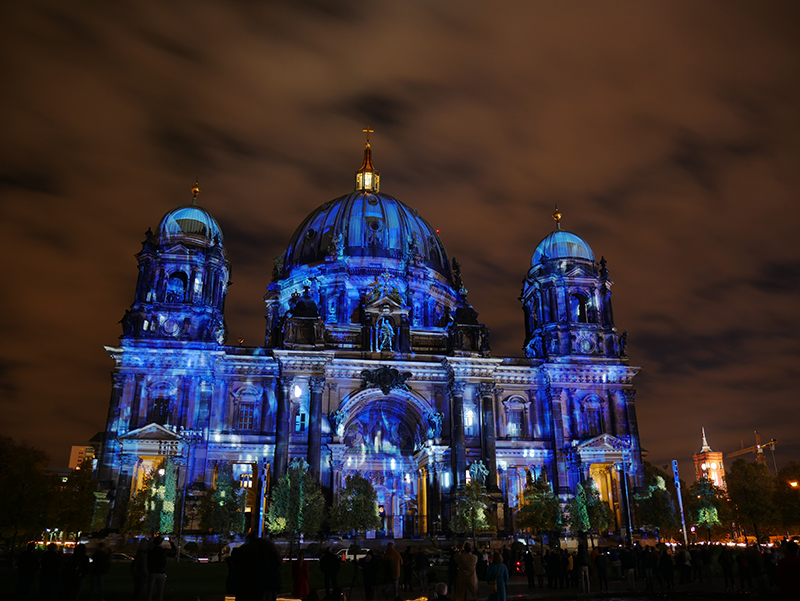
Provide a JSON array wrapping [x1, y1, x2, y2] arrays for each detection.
[[272, 255, 284, 282], [468, 460, 489, 485], [328, 409, 346, 437], [427, 411, 444, 438], [619, 329, 628, 358], [377, 316, 394, 351]]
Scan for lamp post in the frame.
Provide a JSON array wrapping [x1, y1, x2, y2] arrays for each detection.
[[177, 429, 202, 563], [616, 460, 633, 545]]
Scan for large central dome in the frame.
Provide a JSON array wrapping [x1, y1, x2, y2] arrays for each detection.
[[282, 191, 451, 278]]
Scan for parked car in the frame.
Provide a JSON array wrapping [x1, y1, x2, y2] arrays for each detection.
[[110, 553, 134, 562]]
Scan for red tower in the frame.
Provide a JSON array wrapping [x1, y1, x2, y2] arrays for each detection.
[[692, 428, 726, 490]]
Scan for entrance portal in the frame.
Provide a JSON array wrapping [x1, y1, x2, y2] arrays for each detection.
[[339, 396, 426, 537]]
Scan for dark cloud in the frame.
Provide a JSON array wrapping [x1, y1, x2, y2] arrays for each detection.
[[345, 92, 413, 129], [0, 0, 798, 473], [750, 259, 800, 293], [0, 169, 60, 195]]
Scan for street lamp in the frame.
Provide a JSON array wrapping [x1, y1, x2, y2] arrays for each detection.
[[790, 481, 798, 488]]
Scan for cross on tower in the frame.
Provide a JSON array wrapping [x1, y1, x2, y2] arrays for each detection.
[[363, 127, 374, 144]]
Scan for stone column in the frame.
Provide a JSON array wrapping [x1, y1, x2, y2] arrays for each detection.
[[133, 375, 146, 427], [549, 387, 570, 494], [259, 380, 272, 433], [527, 390, 538, 439], [480, 383, 498, 491], [307, 376, 325, 480], [450, 382, 467, 490], [274, 376, 292, 478]]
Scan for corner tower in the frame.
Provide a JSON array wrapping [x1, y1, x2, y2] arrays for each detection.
[[121, 184, 230, 345], [520, 209, 622, 359]]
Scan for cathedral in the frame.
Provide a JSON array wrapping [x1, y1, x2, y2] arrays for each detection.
[[98, 135, 644, 537]]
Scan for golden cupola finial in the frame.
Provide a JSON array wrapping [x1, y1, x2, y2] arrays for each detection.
[[191, 180, 200, 205], [355, 127, 380, 192], [553, 205, 562, 230]]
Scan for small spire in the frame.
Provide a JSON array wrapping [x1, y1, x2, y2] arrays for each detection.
[[191, 180, 200, 205], [355, 127, 380, 192], [553, 204, 562, 230], [700, 427, 712, 452]]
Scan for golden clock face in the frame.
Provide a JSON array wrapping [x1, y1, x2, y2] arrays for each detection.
[[701, 462, 707, 470]]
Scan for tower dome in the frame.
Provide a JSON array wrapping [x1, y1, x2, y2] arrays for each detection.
[[156, 204, 224, 247], [531, 229, 594, 266]]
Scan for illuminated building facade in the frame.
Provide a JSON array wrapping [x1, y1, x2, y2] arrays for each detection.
[[692, 428, 726, 490], [99, 139, 644, 535]]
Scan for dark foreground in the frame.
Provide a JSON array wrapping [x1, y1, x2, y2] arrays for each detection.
[[0, 561, 786, 601]]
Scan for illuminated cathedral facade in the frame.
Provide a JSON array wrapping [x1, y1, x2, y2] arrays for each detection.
[[99, 138, 644, 536]]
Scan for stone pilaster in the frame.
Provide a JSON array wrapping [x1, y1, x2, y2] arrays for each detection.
[[307, 376, 325, 479], [274, 376, 292, 478]]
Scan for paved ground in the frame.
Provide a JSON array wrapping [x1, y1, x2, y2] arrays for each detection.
[[363, 573, 785, 601]]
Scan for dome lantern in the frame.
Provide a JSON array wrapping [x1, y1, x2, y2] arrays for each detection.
[[355, 127, 380, 193]]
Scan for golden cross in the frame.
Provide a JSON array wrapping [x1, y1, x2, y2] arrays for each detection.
[[363, 127, 374, 143]]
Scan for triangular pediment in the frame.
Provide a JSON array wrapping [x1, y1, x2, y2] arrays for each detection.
[[364, 295, 408, 315], [577, 433, 629, 452], [118, 422, 183, 442]]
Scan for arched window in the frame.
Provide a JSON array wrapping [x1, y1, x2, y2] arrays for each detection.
[[237, 404, 255, 430], [506, 409, 523, 437], [148, 397, 171, 425], [570, 294, 589, 323], [581, 395, 605, 437], [232, 385, 262, 431], [147, 382, 175, 425], [166, 272, 188, 303], [464, 406, 478, 437]]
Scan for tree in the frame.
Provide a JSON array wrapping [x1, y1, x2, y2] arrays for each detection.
[[726, 458, 777, 544], [123, 458, 179, 536], [330, 472, 381, 537], [449, 480, 494, 546], [686, 477, 722, 541], [774, 461, 800, 534], [199, 461, 246, 537], [516, 472, 562, 550], [585, 479, 614, 542], [566, 482, 589, 537], [0, 437, 51, 558], [635, 472, 679, 539], [266, 459, 325, 555], [54, 458, 96, 539], [124, 467, 158, 536]]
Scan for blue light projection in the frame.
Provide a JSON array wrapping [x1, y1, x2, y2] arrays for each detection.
[[99, 152, 645, 537]]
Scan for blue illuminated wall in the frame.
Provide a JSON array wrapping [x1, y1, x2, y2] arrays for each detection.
[[99, 153, 644, 536]]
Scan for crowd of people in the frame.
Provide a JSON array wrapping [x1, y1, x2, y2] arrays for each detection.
[[13, 536, 800, 600], [13, 536, 170, 601], [513, 539, 800, 597]]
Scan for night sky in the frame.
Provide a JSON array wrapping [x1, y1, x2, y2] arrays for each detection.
[[2, 1, 798, 480]]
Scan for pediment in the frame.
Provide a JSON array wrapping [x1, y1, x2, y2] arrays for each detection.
[[118, 422, 183, 442], [364, 295, 408, 315], [576, 433, 630, 452]]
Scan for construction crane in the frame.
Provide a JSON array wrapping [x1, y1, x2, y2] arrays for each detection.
[[727, 431, 778, 474]]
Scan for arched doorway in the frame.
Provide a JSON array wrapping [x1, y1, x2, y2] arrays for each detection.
[[337, 390, 430, 538]]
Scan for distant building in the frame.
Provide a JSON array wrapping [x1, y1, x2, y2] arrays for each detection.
[[692, 428, 726, 490], [69, 446, 95, 470], [98, 139, 645, 536]]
